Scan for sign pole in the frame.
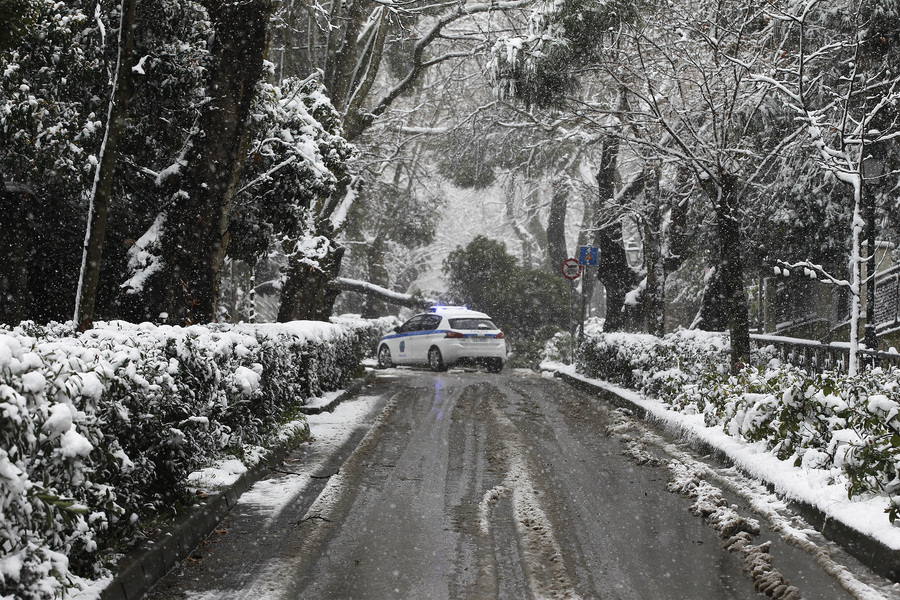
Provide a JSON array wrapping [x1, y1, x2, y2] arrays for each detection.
[[561, 258, 583, 363], [580, 275, 588, 341], [575, 246, 600, 345], [570, 280, 576, 362]]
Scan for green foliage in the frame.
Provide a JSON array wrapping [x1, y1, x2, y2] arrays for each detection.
[[0, 0, 34, 51], [540, 330, 573, 363], [436, 133, 495, 189], [443, 235, 569, 366], [1, 0, 213, 322], [532, 0, 641, 61], [578, 326, 729, 391], [855, 0, 900, 61], [345, 180, 443, 249], [229, 78, 355, 265]]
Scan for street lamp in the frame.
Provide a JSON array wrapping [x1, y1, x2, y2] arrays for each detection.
[[862, 155, 885, 352]]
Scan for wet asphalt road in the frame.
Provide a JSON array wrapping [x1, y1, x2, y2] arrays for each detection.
[[144, 369, 875, 600]]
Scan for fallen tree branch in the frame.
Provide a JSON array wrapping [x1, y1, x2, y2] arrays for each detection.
[[336, 277, 436, 310]]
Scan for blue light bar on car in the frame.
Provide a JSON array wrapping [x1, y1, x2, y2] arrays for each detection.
[[428, 305, 468, 312]]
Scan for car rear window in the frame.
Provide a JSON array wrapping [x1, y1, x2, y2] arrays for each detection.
[[448, 318, 497, 330]]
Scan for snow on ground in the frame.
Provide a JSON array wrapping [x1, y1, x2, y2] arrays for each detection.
[[173, 391, 389, 600], [237, 391, 383, 521], [302, 389, 344, 411], [547, 362, 900, 553], [187, 459, 249, 491], [68, 388, 386, 600]]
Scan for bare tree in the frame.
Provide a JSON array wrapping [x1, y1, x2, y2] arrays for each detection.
[[749, 0, 900, 374], [489, 2, 761, 362], [267, 1, 531, 320]]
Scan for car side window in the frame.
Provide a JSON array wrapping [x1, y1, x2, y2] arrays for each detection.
[[421, 315, 442, 331], [399, 315, 424, 333]]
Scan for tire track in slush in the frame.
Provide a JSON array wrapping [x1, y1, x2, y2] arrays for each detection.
[[259, 389, 407, 598], [476, 391, 582, 600]]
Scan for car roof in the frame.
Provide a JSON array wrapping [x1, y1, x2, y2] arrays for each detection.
[[423, 306, 493, 320]]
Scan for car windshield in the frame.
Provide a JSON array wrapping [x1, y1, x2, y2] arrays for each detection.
[[448, 318, 497, 330]]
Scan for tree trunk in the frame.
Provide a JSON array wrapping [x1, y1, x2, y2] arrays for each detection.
[[713, 173, 750, 372], [594, 136, 633, 332], [336, 277, 434, 311], [664, 194, 689, 273], [0, 175, 29, 326], [597, 224, 634, 332], [278, 239, 345, 322], [695, 264, 729, 331], [578, 173, 600, 321], [75, 0, 136, 330], [361, 236, 389, 318], [643, 168, 665, 336], [505, 183, 538, 269], [546, 179, 569, 271], [149, 0, 274, 324]]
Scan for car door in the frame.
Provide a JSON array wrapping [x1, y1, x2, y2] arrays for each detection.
[[390, 315, 425, 364], [406, 314, 443, 363]]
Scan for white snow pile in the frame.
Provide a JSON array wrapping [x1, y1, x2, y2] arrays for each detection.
[[567, 325, 900, 540], [0, 316, 382, 600]]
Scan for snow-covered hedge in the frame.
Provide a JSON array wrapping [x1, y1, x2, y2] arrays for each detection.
[[577, 319, 730, 393], [576, 326, 900, 524], [0, 317, 379, 600]]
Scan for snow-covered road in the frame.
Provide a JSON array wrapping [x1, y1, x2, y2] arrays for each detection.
[[144, 370, 896, 600]]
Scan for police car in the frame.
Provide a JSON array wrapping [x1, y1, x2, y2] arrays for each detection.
[[376, 306, 506, 372]]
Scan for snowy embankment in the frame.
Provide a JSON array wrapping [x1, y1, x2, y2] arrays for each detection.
[[545, 322, 900, 553], [0, 316, 391, 600]]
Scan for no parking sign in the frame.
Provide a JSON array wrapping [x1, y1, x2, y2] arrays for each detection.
[[561, 258, 582, 280]]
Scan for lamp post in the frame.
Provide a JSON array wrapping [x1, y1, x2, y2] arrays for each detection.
[[862, 156, 884, 352]]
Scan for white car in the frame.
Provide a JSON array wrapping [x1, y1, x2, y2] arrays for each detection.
[[377, 306, 506, 372]]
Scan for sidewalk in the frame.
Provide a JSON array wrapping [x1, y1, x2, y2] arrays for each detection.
[[97, 370, 377, 600], [548, 366, 900, 584]]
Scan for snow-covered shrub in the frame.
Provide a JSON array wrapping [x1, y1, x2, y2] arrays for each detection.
[[577, 326, 729, 392], [0, 317, 378, 599], [342, 315, 401, 358], [576, 329, 900, 521], [577, 330, 654, 387], [540, 330, 572, 364], [681, 365, 900, 517], [681, 366, 848, 458]]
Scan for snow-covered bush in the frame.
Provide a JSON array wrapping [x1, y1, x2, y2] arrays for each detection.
[[680, 365, 900, 519], [577, 325, 729, 392], [0, 318, 378, 599], [342, 315, 401, 359], [540, 330, 573, 364], [576, 330, 900, 522]]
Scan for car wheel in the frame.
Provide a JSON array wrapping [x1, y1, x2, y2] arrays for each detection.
[[487, 358, 503, 373], [428, 346, 446, 372], [377, 345, 392, 369]]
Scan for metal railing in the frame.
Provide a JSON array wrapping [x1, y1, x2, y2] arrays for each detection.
[[749, 333, 900, 373]]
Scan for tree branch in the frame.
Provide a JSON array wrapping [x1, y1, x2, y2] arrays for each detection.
[[336, 277, 435, 310]]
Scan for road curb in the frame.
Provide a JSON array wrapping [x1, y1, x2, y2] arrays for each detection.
[[99, 369, 377, 600], [552, 369, 900, 584]]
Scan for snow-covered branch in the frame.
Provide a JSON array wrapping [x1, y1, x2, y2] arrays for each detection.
[[773, 259, 851, 289], [336, 277, 435, 310], [362, 0, 531, 132]]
